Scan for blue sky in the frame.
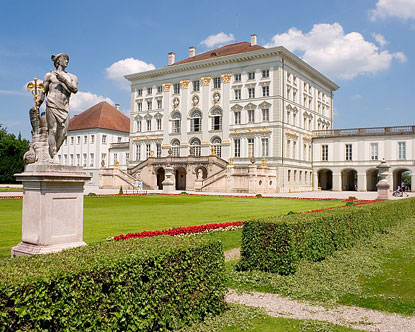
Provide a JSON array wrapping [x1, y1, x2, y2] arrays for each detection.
[[1, 0, 415, 138]]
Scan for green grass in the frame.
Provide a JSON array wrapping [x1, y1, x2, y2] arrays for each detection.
[[177, 304, 363, 332], [228, 217, 415, 315], [0, 188, 22, 192], [0, 195, 343, 259]]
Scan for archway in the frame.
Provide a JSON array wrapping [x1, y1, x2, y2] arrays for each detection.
[[156, 167, 165, 190], [393, 168, 411, 191], [366, 168, 378, 192], [317, 169, 332, 190], [341, 169, 357, 191], [195, 166, 208, 180], [175, 167, 186, 190]]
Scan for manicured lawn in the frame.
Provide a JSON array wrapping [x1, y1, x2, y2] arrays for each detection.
[[178, 304, 362, 332], [0, 189, 22, 192], [228, 216, 415, 315], [0, 195, 343, 259]]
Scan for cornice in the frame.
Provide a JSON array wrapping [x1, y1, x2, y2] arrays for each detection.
[[125, 46, 339, 91]]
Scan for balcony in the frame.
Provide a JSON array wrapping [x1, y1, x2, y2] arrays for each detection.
[[313, 125, 415, 138]]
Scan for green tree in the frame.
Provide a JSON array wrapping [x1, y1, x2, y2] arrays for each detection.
[[0, 124, 29, 183]]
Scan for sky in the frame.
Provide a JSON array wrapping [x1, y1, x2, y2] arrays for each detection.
[[1, 0, 415, 139]]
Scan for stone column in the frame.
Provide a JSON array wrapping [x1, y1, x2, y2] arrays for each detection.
[[162, 165, 175, 193], [411, 172, 415, 192], [12, 164, 90, 257], [357, 172, 366, 191], [332, 172, 341, 191]]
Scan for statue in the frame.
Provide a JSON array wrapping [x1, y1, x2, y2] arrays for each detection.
[[24, 53, 78, 164]]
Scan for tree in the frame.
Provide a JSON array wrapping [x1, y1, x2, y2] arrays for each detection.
[[0, 124, 29, 183]]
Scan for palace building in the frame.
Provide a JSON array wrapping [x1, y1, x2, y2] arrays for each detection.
[[97, 34, 415, 193]]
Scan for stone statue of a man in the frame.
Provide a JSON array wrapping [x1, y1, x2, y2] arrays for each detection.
[[37, 53, 78, 160]]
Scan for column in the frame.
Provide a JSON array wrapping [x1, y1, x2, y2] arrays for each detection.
[[357, 172, 366, 191], [332, 172, 341, 191]]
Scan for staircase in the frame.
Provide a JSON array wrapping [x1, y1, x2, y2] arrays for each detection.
[[201, 169, 227, 190]]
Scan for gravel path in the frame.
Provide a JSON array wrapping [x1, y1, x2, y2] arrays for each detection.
[[226, 290, 415, 332], [224, 248, 240, 262]]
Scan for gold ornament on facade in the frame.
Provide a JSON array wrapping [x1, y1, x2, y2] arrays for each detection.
[[210, 146, 215, 156], [285, 128, 298, 140], [221, 73, 232, 83], [228, 157, 234, 166], [162, 83, 171, 92], [303, 134, 312, 143], [180, 80, 190, 89], [150, 150, 155, 158], [201, 76, 211, 86], [261, 158, 267, 167]]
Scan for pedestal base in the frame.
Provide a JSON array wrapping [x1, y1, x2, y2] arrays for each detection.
[[12, 164, 90, 257], [11, 241, 86, 257]]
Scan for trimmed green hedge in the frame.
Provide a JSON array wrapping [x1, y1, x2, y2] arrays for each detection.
[[0, 236, 226, 331], [237, 198, 415, 275]]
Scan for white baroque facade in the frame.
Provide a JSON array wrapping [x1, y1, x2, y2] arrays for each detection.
[[125, 36, 339, 192]]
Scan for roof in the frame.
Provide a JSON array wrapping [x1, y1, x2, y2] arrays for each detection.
[[69, 101, 129, 133], [173, 41, 264, 65]]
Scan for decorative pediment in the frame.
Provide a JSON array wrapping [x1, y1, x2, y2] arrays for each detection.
[[231, 104, 243, 111], [285, 128, 298, 140], [154, 112, 163, 119], [144, 113, 152, 120], [258, 101, 271, 109], [134, 115, 143, 120], [244, 102, 257, 110]]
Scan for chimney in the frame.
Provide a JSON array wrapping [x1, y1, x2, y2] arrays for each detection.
[[168, 52, 175, 65], [189, 46, 195, 57], [251, 34, 257, 46], [115, 103, 120, 111]]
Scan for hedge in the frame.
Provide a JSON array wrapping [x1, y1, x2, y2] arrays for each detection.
[[237, 198, 415, 275], [0, 236, 226, 331]]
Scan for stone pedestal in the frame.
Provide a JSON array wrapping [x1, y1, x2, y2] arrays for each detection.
[[376, 180, 390, 200], [162, 166, 175, 193], [11, 164, 91, 257]]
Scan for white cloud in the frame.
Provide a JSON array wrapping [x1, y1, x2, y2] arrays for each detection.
[[106, 58, 155, 90], [0, 89, 28, 96], [200, 32, 235, 48], [351, 94, 363, 100], [265, 23, 406, 80], [371, 32, 389, 47], [70, 91, 114, 115], [370, 0, 415, 21]]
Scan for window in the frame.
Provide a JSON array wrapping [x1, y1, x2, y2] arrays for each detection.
[[172, 112, 181, 133], [135, 144, 140, 160], [262, 69, 269, 78], [90, 153, 94, 167], [370, 143, 378, 160], [193, 80, 200, 92], [286, 140, 291, 158], [173, 83, 180, 94], [262, 86, 269, 97], [248, 138, 254, 157], [114, 153, 118, 164], [211, 137, 222, 157], [137, 89, 142, 96], [156, 144, 161, 158], [77, 136, 80, 144], [262, 108, 269, 121], [125, 152, 129, 162], [156, 118, 162, 131], [300, 171, 302, 182], [91, 135, 95, 144], [288, 170, 291, 182], [70, 154, 74, 165], [147, 87, 152, 94], [118, 137, 122, 143], [157, 86, 163, 93], [293, 141, 296, 159], [234, 73, 241, 81], [211, 108, 222, 130], [190, 110, 202, 132], [190, 138, 201, 157], [83, 153, 87, 167], [137, 120, 142, 132], [171, 140, 180, 157], [398, 142, 406, 160], [157, 99, 162, 109], [322, 145, 328, 161], [102, 135, 107, 144], [234, 112, 241, 125], [234, 139, 241, 157], [146, 144, 151, 158], [262, 138, 269, 157], [101, 153, 107, 165], [83, 135, 87, 144], [137, 102, 143, 111], [64, 138, 67, 145], [248, 87, 255, 98], [345, 144, 352, 161], [146, 119, 151, 131], [213, 77, 221, 89], [76, 154, 80, 166], [248, 72, 255, 80], [64, 154, 67, 165], [147, 101, 152, 110], [294, 170, 297, 182], [248, 109, 255, 123], [70, 137, 74, 145], [234, 89, 241, 100]]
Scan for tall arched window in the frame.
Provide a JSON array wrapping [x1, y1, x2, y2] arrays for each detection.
[[190, 137, 201, 157], [171, 112, 181, 133], [190, 110, 202, 132], [171, 139, 180, 157], [211, 108, 222, 130], [211, 136, 222, 157]]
